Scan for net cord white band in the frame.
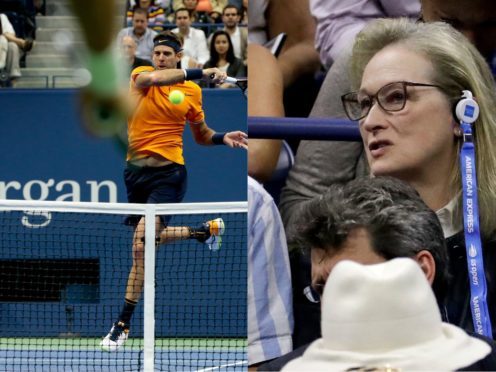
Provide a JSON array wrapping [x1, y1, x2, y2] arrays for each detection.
[[0, 200, 247, 215]]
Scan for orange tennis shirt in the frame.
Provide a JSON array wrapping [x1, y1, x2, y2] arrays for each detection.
[[126, 66, 205, 165]]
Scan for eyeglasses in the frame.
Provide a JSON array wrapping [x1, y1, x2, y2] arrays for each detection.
[[341, 81, 442, 121]]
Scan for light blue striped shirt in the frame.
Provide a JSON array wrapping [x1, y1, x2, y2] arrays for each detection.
[[248, 176, 294, 365]]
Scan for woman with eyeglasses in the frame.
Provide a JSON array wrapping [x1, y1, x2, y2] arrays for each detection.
[[341, 18, 496, 338]]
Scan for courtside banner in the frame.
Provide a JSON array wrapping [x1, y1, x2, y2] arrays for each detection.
[[0, 89, 246, 203]]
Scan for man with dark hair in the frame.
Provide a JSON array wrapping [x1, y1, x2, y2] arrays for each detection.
[[0, 13, 32, 85], [259, 176, 451, 370], [100, 30, 247, 352], [220, 4, 246, 62], [293, 176, 449, 306], [117, 7, 157, 60], [172, 7, 209, 67]]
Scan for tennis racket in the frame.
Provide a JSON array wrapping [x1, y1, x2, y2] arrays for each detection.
[[225, 77, 248, 98]]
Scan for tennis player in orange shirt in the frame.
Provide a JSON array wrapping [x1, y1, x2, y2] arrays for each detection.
[[100, 31, 247, 351]]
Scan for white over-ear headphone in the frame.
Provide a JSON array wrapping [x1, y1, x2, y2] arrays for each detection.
[[455, 90, 479, 124]]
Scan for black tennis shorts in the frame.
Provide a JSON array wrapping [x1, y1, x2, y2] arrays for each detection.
[[124, 162, 187, 227]]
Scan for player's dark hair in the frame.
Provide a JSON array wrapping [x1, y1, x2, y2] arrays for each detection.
[[153, 31, 183, 60]]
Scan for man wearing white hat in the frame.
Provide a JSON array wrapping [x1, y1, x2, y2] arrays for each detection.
[[258, 176, 496, 370], [283, 258, 493, 371]]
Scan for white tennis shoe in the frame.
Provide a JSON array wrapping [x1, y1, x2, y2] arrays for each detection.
[[100, 321, 129, 352], [205, 234, 222, 251], [204, 218, 224, 251]]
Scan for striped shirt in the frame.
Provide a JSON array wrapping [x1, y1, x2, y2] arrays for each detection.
[[248, 176, 293, 365]]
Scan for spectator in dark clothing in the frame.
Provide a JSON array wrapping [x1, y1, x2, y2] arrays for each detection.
[[258, 176, 496, 371], [126, 0, 167, 32], [202, 30, 244, 88], [120, 35, 153, 73]]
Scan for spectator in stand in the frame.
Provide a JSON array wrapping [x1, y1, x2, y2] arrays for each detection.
[[173, 0, 226, 23], [240, 0, 247, 25], [34, 0, 46, 16], [126, 0, 167, 32], [228, 0, 243, 10], [279, 0, 496, 350], [117, 8, 157, 60], [120, 35, 153, 73], [248, 176, 293, 369], [0, 13, 33, 85], [202, 30, 245, 88], [283, 259, 493, 371], [168, 0, 201, 24], [170, 32, 198, 68], [129, 0, 171, 10], [310, 0, 420, 70], [197, 0, 226, 23], [219, 4, 246, 63], [188, 0, 212, 23], [172, 8, 209, 66], [248, 0, 321, 182], [0, 21, 7, 72]]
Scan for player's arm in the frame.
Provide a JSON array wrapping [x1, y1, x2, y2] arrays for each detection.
[[189, 121, 248, 148], [135, 69, 187, 88], [135, 68, 229, 89]]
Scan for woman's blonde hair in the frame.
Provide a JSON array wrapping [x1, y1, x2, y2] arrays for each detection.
[[349, 18, 496, 238]]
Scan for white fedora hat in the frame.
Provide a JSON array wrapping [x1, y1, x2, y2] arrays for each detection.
[[283, 258, 490, 371]]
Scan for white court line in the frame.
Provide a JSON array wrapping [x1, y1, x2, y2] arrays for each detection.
[[195, 360, 248, 372]]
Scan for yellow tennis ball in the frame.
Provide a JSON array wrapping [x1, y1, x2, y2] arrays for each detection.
[[169, 90, 185, 104]]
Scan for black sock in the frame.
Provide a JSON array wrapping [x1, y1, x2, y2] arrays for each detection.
[[189, 223, 209, 240], [118, 299, 137, 325], [189, 226, 198, 239]]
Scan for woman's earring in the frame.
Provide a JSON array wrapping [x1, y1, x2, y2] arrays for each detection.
[[455, 127, 462, 137]]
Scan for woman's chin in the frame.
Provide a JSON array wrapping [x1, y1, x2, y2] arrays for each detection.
[[369, 163, 395, 178]]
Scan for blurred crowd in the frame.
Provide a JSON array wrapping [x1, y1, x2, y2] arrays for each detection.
[[0, 0, 247, 88], [118, 0, 247, 87], [0, 0, 39, 87]]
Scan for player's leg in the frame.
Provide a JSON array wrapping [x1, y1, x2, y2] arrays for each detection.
[[0, 36, 8, 70], [100, 164, 224, 351], [100, 216, 154, 351], [151, 164, 225, 249], [171, 218, 225, 250]]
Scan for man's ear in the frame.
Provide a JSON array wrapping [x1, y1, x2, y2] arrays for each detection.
[[176, 51, 183, 62], [414, 250, 436, 285]]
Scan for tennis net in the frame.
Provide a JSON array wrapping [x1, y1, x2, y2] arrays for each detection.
[[0, 199, 247, 371]]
